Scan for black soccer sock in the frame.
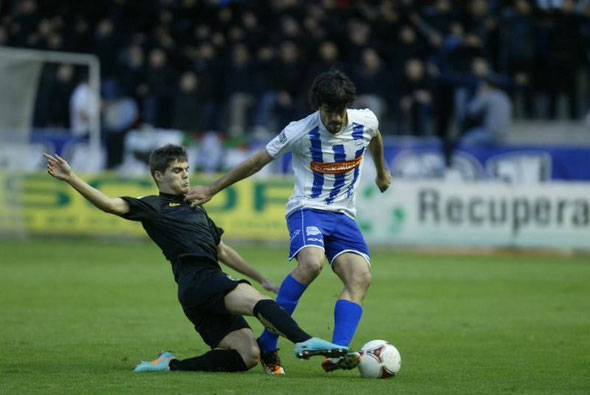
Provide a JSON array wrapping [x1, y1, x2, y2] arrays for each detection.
[[168, 349, 248, 372], [253, 299, 312, 344]]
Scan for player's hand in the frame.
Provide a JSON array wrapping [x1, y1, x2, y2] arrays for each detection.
[[185, 185, 214, 206], [261, 279, 280, 294], [43, 153, 73, 181], [376, 171, 392, 193]]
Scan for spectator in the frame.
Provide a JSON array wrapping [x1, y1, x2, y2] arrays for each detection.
[[69, 72, 98, 137], [143, 48, 176, 128], [546, 0, 583, 119], [172, 71, 201, 132], [343, 20, 372, 69], [501, 0, 535, 118], [33, 64, 75, 128], [48, 64, 76, 128], [252, 45, 276, 134], [273, 41, 307, 129], [0, 0, 587, 143], [68, 18, 92, 53], [390, 25, 426, 77], [373, 2, 401, 56], [103, 98, 139, 169], [308, 41, 346, 79], [398, 59, 433, 136], [255, 41, 306, 133], [419, 0, 454, 38], [353, 48, 390, 123], [460, 77, 512, 147], [116, 45, 147, 103], [193, 42, 224, 131], [226, 43, 255, 135], [94, 19, 118, 96]]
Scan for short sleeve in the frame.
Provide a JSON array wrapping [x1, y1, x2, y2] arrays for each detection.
[[119, 196, 156, 221], [361, 109, 379, 138], [265, 121, 302, 158], [200, 206, 224, 245]]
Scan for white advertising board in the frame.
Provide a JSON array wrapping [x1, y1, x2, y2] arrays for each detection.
[[356, 180, 590, 250]]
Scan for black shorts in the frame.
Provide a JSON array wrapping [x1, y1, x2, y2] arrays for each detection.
[[176, 261, 251, 348]]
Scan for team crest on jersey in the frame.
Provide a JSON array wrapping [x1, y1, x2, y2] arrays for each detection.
[[305, 226, 321, 236], [310, 155, 363, 174], [278, 130, 287, 144]]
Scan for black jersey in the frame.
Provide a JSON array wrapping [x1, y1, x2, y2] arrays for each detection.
[[120, 192, 224, 273]]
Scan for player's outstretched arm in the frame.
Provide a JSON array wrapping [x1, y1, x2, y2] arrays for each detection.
[[368, 130, 392, 192], [185, 148, 273, 205], [43, 153, 130, 216], [217, 240, 279, 294]]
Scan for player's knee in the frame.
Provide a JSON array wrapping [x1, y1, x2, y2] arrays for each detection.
[[231, 334, 260, 370], [358, 270, 372, 290], [298, 258, 323, 279], [348, 269, 371, 293], [239, 343, 260, 369]]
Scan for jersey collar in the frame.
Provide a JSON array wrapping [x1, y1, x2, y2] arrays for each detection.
[[158, 192, 185, 202]]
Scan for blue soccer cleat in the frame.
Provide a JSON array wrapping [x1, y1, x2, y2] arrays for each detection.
[[294, 337, 349, 359], [132, 351, 176, 372]]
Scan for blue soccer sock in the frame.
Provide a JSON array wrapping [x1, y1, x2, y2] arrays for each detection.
[[332, 299, 363, 347], [257, 274, 307, 352]]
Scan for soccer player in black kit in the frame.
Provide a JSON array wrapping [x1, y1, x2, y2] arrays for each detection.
[[42, 145, 348, 373]]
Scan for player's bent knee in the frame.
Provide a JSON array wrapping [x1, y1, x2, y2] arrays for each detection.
[[358, 270, 372, 289], [344, 270, 372, 296], [241, 345, 260, 369], [235, 338, 260, 369], [353, 271, 372, 292], [297, 258, 323, 279], [220, 328, 260, 369]]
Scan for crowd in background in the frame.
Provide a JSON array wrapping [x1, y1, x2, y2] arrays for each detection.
[[2, 0, 590, 145]]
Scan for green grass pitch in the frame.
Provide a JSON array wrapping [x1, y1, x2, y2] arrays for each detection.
[[1, 239, 589, 394]]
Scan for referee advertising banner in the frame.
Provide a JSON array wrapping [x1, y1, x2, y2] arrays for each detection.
[[5, 173, 590, 250]]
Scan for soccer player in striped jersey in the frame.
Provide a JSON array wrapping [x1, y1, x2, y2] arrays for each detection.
[[185, 70, 391, 375]]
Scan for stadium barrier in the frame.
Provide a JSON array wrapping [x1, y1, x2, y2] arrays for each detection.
[[18, 129, 590, 182], [3, 172, 589, 250], [0, 173, 291, 241], [355, 179, 590, 250]]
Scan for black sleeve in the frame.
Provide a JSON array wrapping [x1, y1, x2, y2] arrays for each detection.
[[119, 196, 157, 221], [203, 208, 224, 245]]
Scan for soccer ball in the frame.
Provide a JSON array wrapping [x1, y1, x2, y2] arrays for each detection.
[[357, 340, 401, 379]]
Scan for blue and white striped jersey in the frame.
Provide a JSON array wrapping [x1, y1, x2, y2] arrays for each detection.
[[265, 108, 378, 219]]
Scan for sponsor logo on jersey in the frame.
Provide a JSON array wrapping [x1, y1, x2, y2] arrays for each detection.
[[305, 226, 321, 236], [306, 237, 324, 243], [168, 202, 181, 207], [310, 155, 363, 174]]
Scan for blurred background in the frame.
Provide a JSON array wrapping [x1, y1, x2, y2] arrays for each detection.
[[0, 0, 589, 250]]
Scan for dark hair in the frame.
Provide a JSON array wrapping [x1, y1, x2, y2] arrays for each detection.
[[149, 144, 187, 182], [309, 69, 356, 111]]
